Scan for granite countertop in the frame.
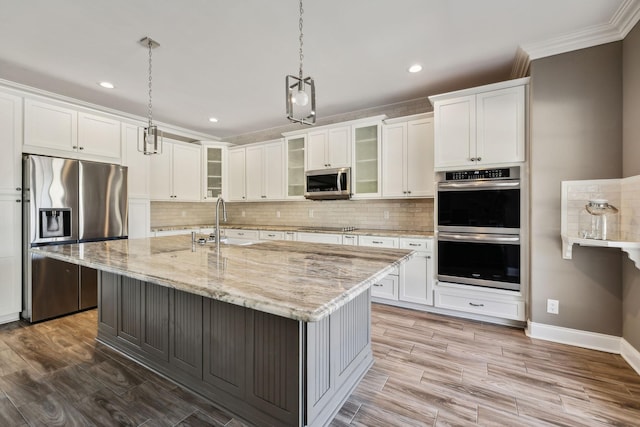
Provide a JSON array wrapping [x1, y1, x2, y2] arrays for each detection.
[[152, 224, 434, 239], [32, 236, 414, 322]]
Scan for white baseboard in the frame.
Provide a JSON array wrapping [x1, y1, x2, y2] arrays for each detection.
[[0, 312, 20, 325], [526, 320, 640, 376], [621, 338, 640, 375], [526, 320, 622, 354]]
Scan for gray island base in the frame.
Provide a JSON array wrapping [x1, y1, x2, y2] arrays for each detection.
[[32, 237, 413, 426]]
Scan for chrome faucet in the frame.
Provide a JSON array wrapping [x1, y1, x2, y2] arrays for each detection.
[[215, 197, 227, 244]]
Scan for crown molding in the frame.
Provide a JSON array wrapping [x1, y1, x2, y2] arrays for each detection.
[[520, 0, 640, 61]]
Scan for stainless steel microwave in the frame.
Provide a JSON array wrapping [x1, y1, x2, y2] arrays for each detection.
[[304, 167, 351, 200]]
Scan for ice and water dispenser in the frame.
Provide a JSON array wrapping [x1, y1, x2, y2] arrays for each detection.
[[39, 208, 72, 239]]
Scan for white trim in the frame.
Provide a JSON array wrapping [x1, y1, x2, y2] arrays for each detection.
[[0, 312, 20, 325], [526, 320, 621, 353], [621, 339, 640, 374], [521, 0, 640, 60]]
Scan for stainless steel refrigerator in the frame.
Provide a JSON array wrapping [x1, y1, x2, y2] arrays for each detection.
[[22, 154, 128, 322]]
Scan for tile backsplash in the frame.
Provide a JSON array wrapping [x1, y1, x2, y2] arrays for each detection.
[[151, 199, 434, 231]]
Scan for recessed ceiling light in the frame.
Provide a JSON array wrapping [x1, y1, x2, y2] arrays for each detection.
[[99, 81, 115, 89], [208, 117, 219, 123], [408, 64, 422, 73]]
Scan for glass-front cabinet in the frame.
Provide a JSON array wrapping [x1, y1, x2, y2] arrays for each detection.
[[200, 143, 226, 201], [286, 136, 305, 199], [352, 122, 381, 198]]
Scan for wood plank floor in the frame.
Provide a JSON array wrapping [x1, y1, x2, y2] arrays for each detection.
[[1, 305, 639, 426]]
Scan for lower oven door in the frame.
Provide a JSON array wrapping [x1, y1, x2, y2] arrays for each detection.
[[437, 232, 521, 291]]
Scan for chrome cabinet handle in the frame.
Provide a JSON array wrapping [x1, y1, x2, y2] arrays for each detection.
[[373, 284, 383, 287], [79, 146, 84, 150], [469, 302, 484, 307], [372, 240, 383, 244], [409, 243, 421, 247], [237, 232, 244, 236], [267, 234, 276, 237], [476, 157, 482, 161], [16, 199, 21, 203], [16, 187, 21, 191], [72, 145, 78, 149]]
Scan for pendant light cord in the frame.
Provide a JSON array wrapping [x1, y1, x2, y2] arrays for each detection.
[[298, 0, 304, 80]]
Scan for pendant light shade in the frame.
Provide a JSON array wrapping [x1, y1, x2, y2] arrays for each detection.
[[286, 0, 316, 125], [138, 36, 163, 155]]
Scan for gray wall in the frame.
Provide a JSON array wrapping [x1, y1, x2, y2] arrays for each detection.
[[529, 42, 623, 335], [622, 23, 640, 350]]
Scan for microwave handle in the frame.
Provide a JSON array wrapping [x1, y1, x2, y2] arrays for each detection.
[[337, 170, 343, 192]]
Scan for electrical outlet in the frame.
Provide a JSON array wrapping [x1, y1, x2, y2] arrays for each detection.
[[276, 210, 281, 218], [241, 210, 245, 217], [547, 299, 559, 314], [309, 208, 314, 218], [383, 210, 390, 220]]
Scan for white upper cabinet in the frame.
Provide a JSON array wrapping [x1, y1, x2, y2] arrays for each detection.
[[227, 147, 247, 201], [352, 121, 382, 198], [24, 99, 78, 152], [285, 135, 306, 199], [245, 140, 285, 201], [201, 143, 226, 201], [430, 79, 527, 170], [150, 140, 201, 201], [23, 98, 123, 163], [0, 91, 22, 194], [77, 112, 121, 161], [382, 115, 434, 198], [306, 125, 351, 170]]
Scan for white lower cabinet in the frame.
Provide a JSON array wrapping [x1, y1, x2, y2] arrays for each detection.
[[434, 283, 525, 321], [342, 235, 358, 246], [224, 229, 260, 241], [398, 238, 433, 305], [0, 195, 21, 323], [259, 230, 284, 241], [371, 267, 399, 300]]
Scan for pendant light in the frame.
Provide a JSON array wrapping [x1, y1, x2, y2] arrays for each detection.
[[286, 0, 316, 125], [138, 36, 163, 155]]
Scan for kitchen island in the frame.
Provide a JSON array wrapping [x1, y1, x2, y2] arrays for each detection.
[[33, 235, 414, 426]]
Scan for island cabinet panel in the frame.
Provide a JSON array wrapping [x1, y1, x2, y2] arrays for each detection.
[[170, 290, 203, 380], [140, 284, 169, 361], [118, 277, 142, 346], [203, 299, 247, 396], [246, 311, 300, 425], [98, 271, 118, 336]]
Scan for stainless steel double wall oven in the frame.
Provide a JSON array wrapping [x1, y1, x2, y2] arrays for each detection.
[[436, 167, 522, 292]]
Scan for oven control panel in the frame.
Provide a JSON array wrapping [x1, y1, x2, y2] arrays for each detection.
[[444, 167, 517, 181]]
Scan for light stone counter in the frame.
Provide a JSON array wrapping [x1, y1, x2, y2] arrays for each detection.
[[32, 235, 414, 322]]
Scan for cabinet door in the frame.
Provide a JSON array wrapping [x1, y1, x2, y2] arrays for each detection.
[[149, 144, 173, 200], [406, 118, 435, 197], [263, 141, 284, 200], [123, 124, 150, 198], [306, 130, 327, 170], [227, 148, 246, 201], [286, 136, 305, 198], [0, 196, 21, 320], [399, 253, 433, 305], [128, 198, 150, 239], [476, 86, 525, 165], [77, 112, 121, 161], [433, 95, 475, 169], [245, 146, 264, 200], [353, 124, 380, 197], [371, 274, 398, 300], [0, 92, 22, 194], [203, 146, 223, 201], [172, 143, 201, 201], [327, 126, 351, 168], [24, 99, 77, 152], [381, 123, 406, 197]]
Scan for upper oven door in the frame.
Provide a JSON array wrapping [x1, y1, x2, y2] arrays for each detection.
[[437, 180, 520, 233]]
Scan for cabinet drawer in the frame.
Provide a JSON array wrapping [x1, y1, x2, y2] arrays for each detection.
[[342, 235, 358, 246], [400, 238, 433, 252], [434, 287, 524, 321], [225, 229, 259, 240], [358, 235, 399, 249], [296, 232, 342, 244], [259, 230, 284, 241], [371, 275, 398, 300], [284, 231, 297, 241]]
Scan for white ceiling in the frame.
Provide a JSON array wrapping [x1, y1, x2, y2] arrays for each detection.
[[0, 0, 636, 140]]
